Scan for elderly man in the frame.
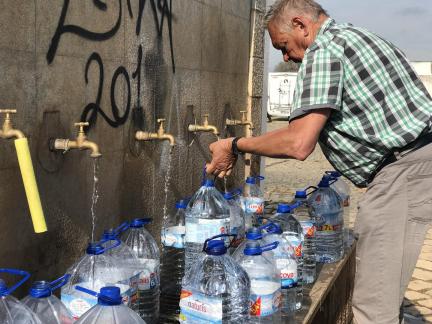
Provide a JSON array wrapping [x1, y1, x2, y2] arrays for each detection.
[[206, 0, 432, 323]]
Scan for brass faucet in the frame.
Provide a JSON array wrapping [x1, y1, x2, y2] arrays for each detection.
[[135, 118, 175, 146], [51, 122, 102, 158], [226, 111, 254, 131], [0, 109, 25, 139], [188, 114, 220, 135]]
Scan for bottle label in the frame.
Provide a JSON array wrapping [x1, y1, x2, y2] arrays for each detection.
[[162, 225, 186, 248], [185, 218, 230, 244], [276, 259, 298, 288], [243, 197, 264, 215], [179, 289, 222, 323], [135, 259, 158, 290], [300, 221, 316, 239], [250, 281, 281, 317], [285, 235, 302, 257], [61, 293, 96, 320]]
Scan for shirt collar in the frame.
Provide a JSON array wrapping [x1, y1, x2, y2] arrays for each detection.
[[305, 18, 336, 54]]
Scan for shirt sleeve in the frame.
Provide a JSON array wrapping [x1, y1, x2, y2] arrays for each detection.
[[290, 49, 344, 121]]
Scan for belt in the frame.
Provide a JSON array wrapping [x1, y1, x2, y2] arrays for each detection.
[[367, 132, 432, 184]]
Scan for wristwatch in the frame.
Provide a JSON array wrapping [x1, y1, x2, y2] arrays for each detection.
[[232, 137, 244, 155]]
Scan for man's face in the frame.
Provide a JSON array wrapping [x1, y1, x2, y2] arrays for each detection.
[[268, 19, 308, 63]]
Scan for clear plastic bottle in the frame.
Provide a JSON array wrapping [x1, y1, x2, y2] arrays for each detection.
[[224, 191, 246, 254], [292, 189, 316, 284], [238, 241, 281, 323], [102, 223, 140, 308], [180, 234, 250, 323], [0, 269, 41, 324], [270, 203, 303, 310], [75, 286, 145, 324], [123, 218, 160, 324], [160, 200, 187, 323], [22, 274, 74, 324], [261, 226, 298, 319], [61, 240, 131, 319], [308, 175, 344, 263], [327, 171, 352, 247], [185, 179, 230, 272], [242, 176, 265, 226]]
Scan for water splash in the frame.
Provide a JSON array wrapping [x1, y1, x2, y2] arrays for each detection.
[[162, 149, 173, 221], [90, 159, 100, 242]]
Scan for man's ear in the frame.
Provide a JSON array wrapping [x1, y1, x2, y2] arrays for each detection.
[[292, 17, 309, 36]]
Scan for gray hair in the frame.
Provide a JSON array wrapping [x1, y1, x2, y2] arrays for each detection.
[[264, 0, 329, 28]]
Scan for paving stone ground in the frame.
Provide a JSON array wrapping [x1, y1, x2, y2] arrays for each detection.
[[263, 120, 432, 324]]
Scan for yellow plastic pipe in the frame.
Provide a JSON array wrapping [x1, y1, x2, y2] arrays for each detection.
[[14, 138, 47, 233]]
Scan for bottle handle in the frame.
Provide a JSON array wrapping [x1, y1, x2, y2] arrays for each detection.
[[202, 233, 237, 252], [255, 175, 265, 181], [50, 274, 71, 292], [259, 221, 278, 232], [305, 186, 318, 196], [75, 285, 99, 298], [260, 241, 279, 252], [0, 268, 30, 295], [114, 221, 129, 236]]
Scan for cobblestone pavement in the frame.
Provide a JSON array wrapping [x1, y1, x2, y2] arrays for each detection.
[[263, 120, 432, 323]]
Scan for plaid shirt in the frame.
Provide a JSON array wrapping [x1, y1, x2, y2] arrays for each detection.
[[290, 19, 432, 187]]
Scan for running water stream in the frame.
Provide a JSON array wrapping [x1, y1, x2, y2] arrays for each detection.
[[162, 147, 174, 219], [90, 159, 100, 242]]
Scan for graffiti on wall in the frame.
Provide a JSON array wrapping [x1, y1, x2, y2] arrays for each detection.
[[46, 0, 175, 129]]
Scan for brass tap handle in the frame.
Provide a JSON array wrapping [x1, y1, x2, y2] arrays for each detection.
[[157, 118, 166, 132], [0, 109, 17, 120], [240, 111, 247, 121], [74, 122, 89, 133], [202, 114, 209, 125]]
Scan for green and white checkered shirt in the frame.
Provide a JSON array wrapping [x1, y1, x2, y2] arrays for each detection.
[[291, 18, 432, 187]]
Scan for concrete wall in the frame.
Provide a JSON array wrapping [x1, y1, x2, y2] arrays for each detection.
[[0, 0, 264, 292]]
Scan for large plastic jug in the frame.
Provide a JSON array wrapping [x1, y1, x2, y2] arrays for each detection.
[[0, 268, 41, 324], [22, 274, 74, 324]]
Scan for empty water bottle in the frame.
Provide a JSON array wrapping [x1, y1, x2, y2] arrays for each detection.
[[261, 224, 298, 318], [242, 176, 265, 226], [102, 223, 140, 307], [123, 218, 160, 323], [291, 189, 316, 284], [0, 268, 41, 324], [180, 234, 250, 323], [160, 200, 187, 323], [74, 286, 145, 324], [327, 171, 352, 247], [61, 240, 131, 319], [238, 241, 281, 323], [22, 274, 74, 324], [185, 179, 230, 272], [224, 191, 246, 253], [308, 175, 344, 263], [270, 203, 304, 310]]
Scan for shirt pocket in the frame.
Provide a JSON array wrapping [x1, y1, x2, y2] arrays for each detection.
[[407, 173, 432, 224]]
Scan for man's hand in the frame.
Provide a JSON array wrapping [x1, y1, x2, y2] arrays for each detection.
[[206, 138, 238, 178]]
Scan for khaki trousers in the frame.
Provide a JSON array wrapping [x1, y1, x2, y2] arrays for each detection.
[[352, 143, 432, 324]]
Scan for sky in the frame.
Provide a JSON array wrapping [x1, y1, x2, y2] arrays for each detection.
[[268, 0, 432, 71]]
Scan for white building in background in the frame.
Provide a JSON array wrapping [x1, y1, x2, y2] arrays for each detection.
[[411, 61, 432, 96]]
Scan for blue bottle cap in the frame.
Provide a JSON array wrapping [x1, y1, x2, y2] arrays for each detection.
[[204, 179, 215, 187], [295, 190, 307, 199], [266, 223, 283, 235], [176, 200, 188, 209], [246, 176, 256, 184], [86, 243, 104, 255], [98, 286, 122, 306], [318, 175, 331, 188], [245, 227, 262, 240], [327, 171, 341, 178], [223, 192, 235, 200], [205, 239, 227, 256], [29, 281, 52, 298], [277, 203, 291, 213]]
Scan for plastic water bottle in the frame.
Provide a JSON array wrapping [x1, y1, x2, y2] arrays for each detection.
[[292, 189, 316, 284], [22, 274, 74, 324], [261, 225, 298, 318], [61, 240, 131, 319], [238, 241, 281, 323], [242, 176, 265, 226], [180, 234, 250, 323], [185, 179, 230, 272], [74, 286, 145, 323], [160, 200, 187, 323], [327, 171, 352, 247], [270, 203, 303, 310], [308, 175, 344, 263], [0, 269, 41, 324], [123, 218, 160, 323], [224, 191, 246, 253], [102, 223, 140, 307], [231, 223, 278, 261]]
